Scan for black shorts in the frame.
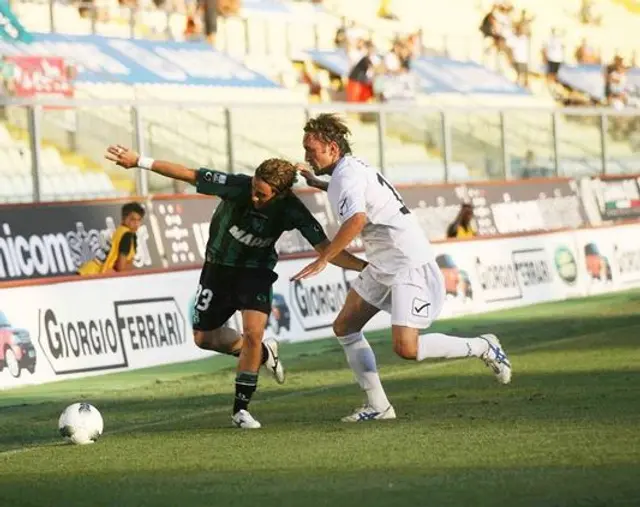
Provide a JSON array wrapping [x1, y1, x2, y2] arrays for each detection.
[[547, 61, 561, 75], [192, 262, 277, 331]]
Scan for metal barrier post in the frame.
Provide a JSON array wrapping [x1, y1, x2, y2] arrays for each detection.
[[552, 111, 560, 176], [600, 112, 608, 175], [27, 105, 43, 202], [129, 6, 137, 39], [441, 111, 452, 182], [91, 4, 97, 34], [500, 111, 508, 179], [131, 105, 149, 196], [49, 0, 56, 33], [225, 108, 235, 174], [377, 110, 387, 176]]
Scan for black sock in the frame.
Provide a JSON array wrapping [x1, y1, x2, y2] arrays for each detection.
[[233, 371, 258, 414], [231, 344, 268, 363]]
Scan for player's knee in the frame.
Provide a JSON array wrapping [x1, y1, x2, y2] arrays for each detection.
[[333, 318, 354, 337], [393, 338, 417, 360], [193, 328, 227, 352], [243, 327, 264, 347], [193, 330, 209, 349]]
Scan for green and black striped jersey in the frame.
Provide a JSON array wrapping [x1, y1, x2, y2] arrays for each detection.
[[196, 168, 327, 270]]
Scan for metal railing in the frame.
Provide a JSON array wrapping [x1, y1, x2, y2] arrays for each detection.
[[1, 96, 639, 202]]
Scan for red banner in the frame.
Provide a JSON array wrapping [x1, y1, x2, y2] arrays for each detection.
[[6, 55, 74, 99]]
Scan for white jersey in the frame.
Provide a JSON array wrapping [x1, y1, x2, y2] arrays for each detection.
[[327, 155, 434, 280]]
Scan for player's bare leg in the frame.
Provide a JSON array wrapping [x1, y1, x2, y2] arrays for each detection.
[[194, 328, 243, 354], [334, 289, 396, 422], [392, 326, 512, 384], [193, 327, 284, 384]]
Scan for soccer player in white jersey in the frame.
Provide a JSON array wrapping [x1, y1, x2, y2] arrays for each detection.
[[293, 114, 512, 422]]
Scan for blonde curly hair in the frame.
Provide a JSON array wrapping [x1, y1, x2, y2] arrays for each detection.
[[255, 158, 298, 193]]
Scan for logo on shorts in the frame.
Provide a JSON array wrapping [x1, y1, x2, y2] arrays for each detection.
[[257, 293, 268, 303], [411, 298, 430, 317]]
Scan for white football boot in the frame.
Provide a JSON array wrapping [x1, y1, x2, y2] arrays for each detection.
[[480, 334, 512, 384], [263, 339, 285, 384], [232, 409, 262, 429], [341, 404, 397, 422]]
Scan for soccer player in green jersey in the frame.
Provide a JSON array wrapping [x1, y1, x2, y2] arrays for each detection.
[[105, 144, 368, 429]]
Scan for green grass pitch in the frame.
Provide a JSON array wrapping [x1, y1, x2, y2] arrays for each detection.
[[1, 290, 639, 507]]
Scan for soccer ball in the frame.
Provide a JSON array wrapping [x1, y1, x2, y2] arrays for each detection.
[[58, 402, 104, 445]]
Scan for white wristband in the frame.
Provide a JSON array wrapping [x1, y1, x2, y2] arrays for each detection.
[[137, 156, 155, 170]]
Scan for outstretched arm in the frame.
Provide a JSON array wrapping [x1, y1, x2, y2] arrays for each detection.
[[105, 145, 197, 185], [313, 239, 368, 272], [292, 213, 367, 280]]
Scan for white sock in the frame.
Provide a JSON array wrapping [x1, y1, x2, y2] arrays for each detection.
[[417, 333, 489, 361], [338, 332, 391, 411]]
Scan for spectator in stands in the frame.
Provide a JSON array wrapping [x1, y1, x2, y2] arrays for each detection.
[[334, 17, 349, 49], [510, 24, 530, 88], [446, 204, 476, 239], [406, 31, 423, 59], [77, 202, 146, 276], [344, 21, 368, 64], [543, 28, 565, 87], [346, 40, 378, 103], [201, 0, 218, 46], [372, 39, 416, 102], [300, 60, 329, 102], [184, 5, 204, 42], [605, 55, 628, 110], [493, 2, 514, 52], [479, 6, 499, 52], [514, 9, 534, 37], [575, 38, 601, 64]]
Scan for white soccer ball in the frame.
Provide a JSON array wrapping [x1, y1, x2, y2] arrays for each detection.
[[58, 402, 104, 445]]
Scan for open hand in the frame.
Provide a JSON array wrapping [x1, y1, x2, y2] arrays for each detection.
[[290, 257, 329, 281], [295, 163, 324, 189], [105, 145, 140, 169]]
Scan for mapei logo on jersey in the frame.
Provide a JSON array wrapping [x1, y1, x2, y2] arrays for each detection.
[[228, 225, 275, 248], [37, 298, 186, 375], [290, 268, 354, 330], [203, 171, 227, 185]]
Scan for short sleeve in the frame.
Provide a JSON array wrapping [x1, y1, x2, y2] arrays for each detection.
[[335, 176, 367, 223], [118, 232, 135, 254], [287, 197, 327, 247], [196, 168, 249, 199]]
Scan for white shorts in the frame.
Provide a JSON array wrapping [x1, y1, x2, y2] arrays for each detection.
[[351, 261, 445, 329]]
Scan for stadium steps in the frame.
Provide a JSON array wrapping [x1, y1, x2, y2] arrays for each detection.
[[0, 117, 128, 200]]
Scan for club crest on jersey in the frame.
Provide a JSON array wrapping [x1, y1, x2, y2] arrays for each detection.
[[229, 225, 275, 248]]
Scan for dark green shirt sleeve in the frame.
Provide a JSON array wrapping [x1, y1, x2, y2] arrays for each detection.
[[196, 168, 250, 198], [287, 196, 327, 247]]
